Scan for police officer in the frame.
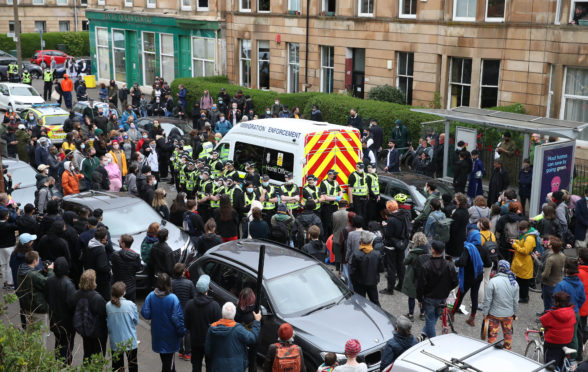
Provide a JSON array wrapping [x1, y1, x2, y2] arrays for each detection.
[[8, 61, 19, 83], [43, 67, 54, 101], [243, 181, 261, 217], [184, 161, 197, 199], [224, 160, 237, 179], [21, 69, 31, 85], [347, 162, 369, 221], [210, 176, 225, 211], [170, 145, 181, 186], [196, 168, 213, 222], [280, 172, 300, 217], [199, 137, 214, 159], [208, 150, 224, 179], [244, 162, 260, 187], [225, 174, 244, 216], [319, 169, 343, 237], [177, 153, 189, 191], [259, 174, 278, 224], [366, 163, 381, 222], [302, 175, 321, 216]]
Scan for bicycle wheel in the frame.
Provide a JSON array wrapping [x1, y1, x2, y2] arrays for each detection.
[[524, 340, 543, 363]]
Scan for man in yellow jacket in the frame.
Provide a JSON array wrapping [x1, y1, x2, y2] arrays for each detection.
[[510, 220, 536, 303]]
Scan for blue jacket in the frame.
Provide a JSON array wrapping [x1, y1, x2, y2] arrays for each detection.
[[467, 158, 485, 199], [214, 119, 232, 136], [205, 319, 260, 371], [107, 298, 139, 351], [35, 145, 49, 167], [141, 291, 186, 353], [178, 88, 187, 104], [555, 275, 586, 314], [380, 331, 418, 371], [121, 110, 137, 125]]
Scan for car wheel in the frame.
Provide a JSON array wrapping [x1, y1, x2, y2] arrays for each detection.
[[30, 71, 40, 79]]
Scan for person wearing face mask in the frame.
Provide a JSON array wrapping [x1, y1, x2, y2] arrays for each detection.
[[271, 99, 283, 116], [227, 103, 242, 127], [62, 161, 84, 196], [259, 174, 278, 224], [15, 124, 31, 163], [208, 151, 224, 179], [223, 160, 236, 180], [94, 110, 108, 134], [242, 181, 261, 219], [280, 173, 300, 217], [319, 169, 343, 237], [25, 112, 37, 130], [210, 177, 226, 212], [217, 88, 230, 107], [310, 105, 323, 122], [136, 132, 150, 152], [496, 132, 517, 185], [108, 140, 128, 180], [184, 161, 197, 199], [261, 106, 272, 119], [140, 175, 157, 206], [121, 105, 137, 128], [200, 89, 214, 111], [81, 147, 100, 190], [243, 163, 260, 188], [347, 163, 369, 221], [196, 110, 209, 132], [302, 175, 321, 217], [146, 140, 159, 182], [34, 137, 50, 168], [365, 163, 380, 222], [108, 80, 119, 108]]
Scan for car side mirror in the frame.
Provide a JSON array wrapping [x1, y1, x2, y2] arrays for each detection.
[[260, 305, 271, 316]]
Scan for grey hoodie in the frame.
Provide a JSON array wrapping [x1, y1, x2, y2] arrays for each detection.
[[482, 272, 520, 317]]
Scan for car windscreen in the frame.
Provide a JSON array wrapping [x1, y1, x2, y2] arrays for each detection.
[[10, 86, 39, 97], [101, 202, 163, 236], [266, 264, 347, 317], [8, 165, 37, 188], [44, 115, 68, 126]]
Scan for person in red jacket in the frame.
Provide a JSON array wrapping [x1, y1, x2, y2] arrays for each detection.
[[579, 248, 588, 340], [540, 291, 577, 369]]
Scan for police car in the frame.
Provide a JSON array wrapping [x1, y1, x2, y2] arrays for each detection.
[[21, 104, 69, 143], [0, 83, 44, 111]]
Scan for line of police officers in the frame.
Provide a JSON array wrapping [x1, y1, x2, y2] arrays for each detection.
[[170, 145, 382, 237], [7, 62, 32, 85]]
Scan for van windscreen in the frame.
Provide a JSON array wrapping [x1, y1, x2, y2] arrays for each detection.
[[235, 141, 293, 182]]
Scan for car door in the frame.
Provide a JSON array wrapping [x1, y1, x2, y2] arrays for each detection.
[[0, 84, 9, 109]]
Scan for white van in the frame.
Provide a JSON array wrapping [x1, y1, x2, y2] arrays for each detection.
[[215, 118, 363, 187]]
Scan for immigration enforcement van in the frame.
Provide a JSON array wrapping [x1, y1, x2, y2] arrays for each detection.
[[214, 118, 362, 188]]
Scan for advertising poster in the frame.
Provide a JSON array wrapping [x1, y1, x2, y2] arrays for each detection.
[[530, 141, 576, 217], [455, 127, 477, 151]]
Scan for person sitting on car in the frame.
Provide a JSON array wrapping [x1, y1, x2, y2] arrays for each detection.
[[380, 315, 418, 371]]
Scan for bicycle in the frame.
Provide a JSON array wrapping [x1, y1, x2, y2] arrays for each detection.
[[440, 301, 455, 335], [525, 327, 576, 371]]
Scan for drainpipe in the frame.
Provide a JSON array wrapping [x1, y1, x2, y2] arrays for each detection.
[[74, 0, 78, 32], [304, 0, 309, 91]]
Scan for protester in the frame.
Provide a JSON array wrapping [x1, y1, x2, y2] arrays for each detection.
[[334, 339, 367, 372], [74, 269, 108, 361], [540, 291, 577, 369], [107, 281, 139, 372], [171, 263, 196, 361], [263, 323, 306, 372], [380, 316, 418, 371], [111, 234, 141, 302]]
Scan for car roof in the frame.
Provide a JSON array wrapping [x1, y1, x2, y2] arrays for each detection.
[[29, 106, 70, 115], [34, 50, 64, 53], [204, 239, 317, 280], [233, 118, 357, 136], [63, 191, 142, 210], [1, 83, 35, 88], [1, 157, 32, 170]]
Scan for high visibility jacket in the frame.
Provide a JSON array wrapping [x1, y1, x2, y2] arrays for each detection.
[[225, 169, 236, 179], [244, 192, 258, 213], [43, 70, 53, 82], [280, 184, 299, 211], [182, 145, 193, 157], [186, 170, 197, 191], [199, 141, 213, 159], [367, 173, 380, 197], [179, 164, 188, 186], [210, 184, 224, 208], [350, 172, 368, 196], [8, 63, 18, 74], [220, 145, 229, 160], [262, 185, 276, 210], [197, 179, 212, 200], [302, 185, 321, 210], [209, 159, 223, 178], [321, 180, 341, 205], [21, 72, 31, 84]]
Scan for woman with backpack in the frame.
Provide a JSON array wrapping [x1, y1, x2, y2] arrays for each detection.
[[495, 201, 526, 261], [401, 232, 428, 321], [534, 205, 563, 240], [468, 196, 490, 228], [478, 218, 498, 304], [74, 269, 108, 362], [107, 281, 139, 372], [263, 323, 306, 372]]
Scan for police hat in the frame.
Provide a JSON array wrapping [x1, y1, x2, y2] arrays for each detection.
[[356, 162, 365, 169], [211, 150, 219, 155], [307, 175, 317, 181], [327, 169, 338, 175], [231, 173, 242, 182], [285, 172, 294, 179], [225, 160, 234, 166], [201, 169, 210, 175], [181, 154, 189, 158], [261, 174, 270, 181], [367, 163, 376, 169]]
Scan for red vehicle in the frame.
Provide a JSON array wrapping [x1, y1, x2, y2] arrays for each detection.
[[30, 50, 71, 65]]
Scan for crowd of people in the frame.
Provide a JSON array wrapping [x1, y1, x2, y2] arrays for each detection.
[[3, 81, 588, 372]]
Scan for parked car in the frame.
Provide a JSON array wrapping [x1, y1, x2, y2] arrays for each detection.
[[20, 104, 69, 143], [62, 191, 193, 291], [30, 50, 71, 66], [0, 57, 16, 81], [0, 61, 43, 81], [390, 333, 549, 372], [136, 116, 192, 141], [0, 50, 14, 58], [22, 63, 43, 79], [188, 239, 396, 371], [72, 101, 121, 121], [377, 172, 454, 220], [0, 83, 44, 112]]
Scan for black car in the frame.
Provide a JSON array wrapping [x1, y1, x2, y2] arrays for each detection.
[[0, 61, 44, 81], [1, 157, 40, 206], [0, 57, 16, 81], [189, 239, 396, 371], [22, 63, 43, 79], [136, 116, 192, 141], [62, 191, 193, 290]]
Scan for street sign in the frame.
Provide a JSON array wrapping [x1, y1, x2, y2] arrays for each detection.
[[41, 40, 45, 48], [6, 32, 14, 38]]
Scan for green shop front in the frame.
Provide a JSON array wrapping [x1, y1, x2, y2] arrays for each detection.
[[87, 11, 221, 87]]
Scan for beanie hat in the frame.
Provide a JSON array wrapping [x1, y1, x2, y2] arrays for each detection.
[[278, 323, 294, 341], [345, 339, 361, 357], [196, 274, 210, 294]]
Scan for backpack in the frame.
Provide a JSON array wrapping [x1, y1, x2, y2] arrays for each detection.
[[504, 221, 519, 241], [272, 343, 301, 372], [271, 220, 290, 244], [73, 296, 99, 338], [481, 232, 499, 264], [295, 221, 310, 249], [183, 211, 197, 236], [431, 213, 452, 243]]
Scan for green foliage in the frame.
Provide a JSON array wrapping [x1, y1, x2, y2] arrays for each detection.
[[0, 32, 90, 58], [367, 84, 406, 104], [489, 102, 526, 114], [430, 91, 442, 109]]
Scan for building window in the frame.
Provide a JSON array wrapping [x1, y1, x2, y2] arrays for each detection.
[[397, 52, 414, 105], [486, 0, 505, 20], [571, 1, 588, 23], [80, 0, 87, 5], [258, 41, 270, 89], [96, 27, 110, 81], [112, 29, 126, 83], [322, 0, 335, 13], [160, 34, 175, 85], [34, 21, 46, 32], [239, 40, 251, 87], [358, 0, 373, 16], [240, 0, 251, 11], [258, 0, 269, 11], [546, 65, 555, 118], [561, 67, 588, 122], [453, 0, 476, 20], [288, 0, 300, 12], [146, 0, 156, 8], [480, 59, 500, 108], [125, 0, 133, 6], [59, 21, 70, 32], [6, 0, 13, 4], [32, 0, 43, 4], [192, 36, 215, 77], [181, 0, 191, 10], [288, 43, 299, 93], [142, 32, 156, 86], [448, 57, 472, 108], [82, 20, 89, 30], [399, 0, 416, 18], [197, 0, 208, 10], [8, 21, 21, 33], [57, 0, 67, 5], [321, 46, 334, 93], [97, 0, 104, 5]]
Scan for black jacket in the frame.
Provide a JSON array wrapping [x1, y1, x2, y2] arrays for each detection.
[[453, 159, 470, 191], [38, 226, 71, 264], [351, 248, 383, 286], [488, 167, 509, 205], [184, 293, 222, 346], [45, 257, 76, 334], [149, 241, 174, 277], [16, 214, 39, 235], [172, 277, 196, 308], [111, 248, 141, 299], [82, 238, 111, 287], [446, 207, 469, 257], [73, 289, 107, 338], [196, 233, 223, 257], [417, 255, 458, 301], [0, 220, 17, 248], [301, 240, 327, 262], [384, 210, 410, 248], [294, 211, 324, 241]]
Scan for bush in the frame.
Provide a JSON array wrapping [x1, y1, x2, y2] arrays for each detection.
[[367, 84, 406, 104], [0, 32, 90, 58]]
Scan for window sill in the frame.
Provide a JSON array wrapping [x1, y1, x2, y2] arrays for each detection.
[[197, 6, 209, 11], [257, 9, 270, 12], [181, 5, 192, 10], [358, 13, 374, 17], [399, 13, 416, 19], [239, 8, 252, 12], [125, 3, 134, 6], [288, 10, 301, 15], [453, 16, 476, 21], [146, 3, 156, 8], [485, 17, 505, 22], [319, 11, 335, 16]]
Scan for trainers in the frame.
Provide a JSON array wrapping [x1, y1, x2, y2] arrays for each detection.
[[419, 313, 425, 321], [379, 289, 394, 295], [179, 353, 185, 360], [184, 354, 191, 361]]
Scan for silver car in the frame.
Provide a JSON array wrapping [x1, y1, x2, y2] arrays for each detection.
[[391, 334, 549, 372]]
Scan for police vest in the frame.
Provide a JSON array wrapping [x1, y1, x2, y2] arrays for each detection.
[[367, 173, 380, 196], [262, 185, 276, 210], [210, 184, 224, 208], [244, 192, 257, 208], [22, 73, 31, 84], [225, 169, 236, 179], [351, 172, 368, 196], [182, 145, 193, 157], [199, 141, 213, 159], [179, 164, 188, 185], [302, 185, 321, 210], [8, 64, 18, 74], [220, 146, 229, 160], [322, 180, 340, 205], [43, 70, 53, 82], [280, 184, 299, 210], [186, 171, 197, 191], [210, 159, 223, 178], [227, 186, 237, 205], [197, 179, 212, 200]]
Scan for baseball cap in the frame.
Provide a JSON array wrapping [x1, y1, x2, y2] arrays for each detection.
[[261, 174, 270, 181], [19, 233, 37, 245], [37, 164, 48, 172]]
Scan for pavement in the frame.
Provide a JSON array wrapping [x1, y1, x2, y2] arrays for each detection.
[[0, 78, 554, 370]]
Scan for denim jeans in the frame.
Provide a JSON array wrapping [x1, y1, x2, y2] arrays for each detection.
[[422, 297, 445, 338], [542, 284, 555, 312], [140, 109, 147, 118], [342, 264, 354, 291]]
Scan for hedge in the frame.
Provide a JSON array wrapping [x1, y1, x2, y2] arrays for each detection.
[[0, 31, 90, 58], [170, 77, 440, 142]]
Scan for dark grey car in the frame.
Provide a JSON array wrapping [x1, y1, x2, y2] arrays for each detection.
[[189, 239, 396, 371]]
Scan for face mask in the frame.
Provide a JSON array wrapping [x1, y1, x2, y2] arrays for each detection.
[[217, 181, 223, 187], [201, 114, 206, 118], [143, 135, 148, 139], [98, 112, 103, 116], [266, 111, 270, 115], [29, 115, 34, 120], [423, 186, 428, 194], [219, 99, 223, 104], [262, 182, 269, 187], [275, 101, 279, 105], [80, 144, 85, 149], [220, 117, 225, 121], [48, 184, 54, 188], [150, 144, 156, 149], [357, 169, 363, 174], [123, 136, 128, 140], [199, 175, 203, 180], [286, 180, 293, 185], [456, 147, 461, 151], [308, 181, 315, 186], [153, 180, 157, 186], [247, 187, 253, 193], [212, 106, 217, 110], [113, 144, 119, 149], [369, 168, 375, 173]]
